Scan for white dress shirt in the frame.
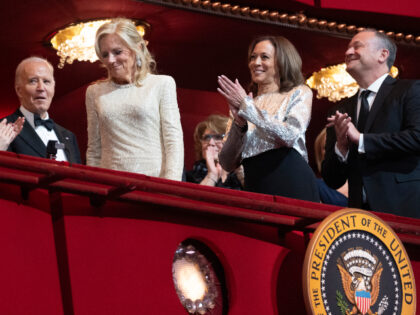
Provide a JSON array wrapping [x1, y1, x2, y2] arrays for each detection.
[[335, 73, 389, 160], [19, 105, 68, 161], [357, 73, 389, 153]]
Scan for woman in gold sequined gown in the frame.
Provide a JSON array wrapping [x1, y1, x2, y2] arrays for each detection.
[[218, 36, 320, 202]]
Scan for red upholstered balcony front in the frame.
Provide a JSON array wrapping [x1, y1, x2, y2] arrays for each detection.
[[0, 151, 419, 314]]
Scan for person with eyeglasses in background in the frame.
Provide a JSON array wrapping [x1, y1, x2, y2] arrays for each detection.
[[185, 114, 243, 189]]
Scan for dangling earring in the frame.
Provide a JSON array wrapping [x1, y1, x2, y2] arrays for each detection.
[[136, 56, 142, 67]]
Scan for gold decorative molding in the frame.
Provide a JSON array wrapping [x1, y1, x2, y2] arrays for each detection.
[[139, 0, 420, 46], [306, 63, 399, 102]]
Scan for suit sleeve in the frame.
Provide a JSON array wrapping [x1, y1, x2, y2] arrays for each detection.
[[85, 85, 102, 167], [364, 80, 420, 159], [321, 105, 350, 190], [56, 125, 82, 164], [69, 132, 82, 164], [159, 76, 184, 181]]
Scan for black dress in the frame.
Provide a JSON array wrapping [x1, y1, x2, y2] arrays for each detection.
[[243, 147, 319, 202]]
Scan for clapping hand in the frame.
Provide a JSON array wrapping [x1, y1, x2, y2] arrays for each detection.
[[203, 143, 222, 180], [13, 117, 25, 135], [326, 111, 351, 156], [217, 75, 250, 126], [0, 117, 24, 150], [326, 111, 360, 155]]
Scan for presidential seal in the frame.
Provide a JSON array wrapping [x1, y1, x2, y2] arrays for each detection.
[[303, 209, 416, 315]]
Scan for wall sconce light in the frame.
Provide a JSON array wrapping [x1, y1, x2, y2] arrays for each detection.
[[306, 63, 399, 102], [47, 19, 149, 69], [172, 243, 219, 314]]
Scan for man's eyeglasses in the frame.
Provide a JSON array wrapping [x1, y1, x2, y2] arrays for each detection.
[[201, 134, 225, 143]]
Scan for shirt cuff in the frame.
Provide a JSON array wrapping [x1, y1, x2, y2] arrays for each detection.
[[358, 134, 365, 153], [334, 143, 349, 162]]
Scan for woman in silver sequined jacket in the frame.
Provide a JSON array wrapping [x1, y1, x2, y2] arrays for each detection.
[[217, 35, 320, 202]]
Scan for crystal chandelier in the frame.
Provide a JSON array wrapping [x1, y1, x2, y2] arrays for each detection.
[[306, 63, 399, 102], [49, 19, 148, 69]]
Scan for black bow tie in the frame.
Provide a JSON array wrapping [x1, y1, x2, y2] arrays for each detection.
[[34, 114, 54, 131]]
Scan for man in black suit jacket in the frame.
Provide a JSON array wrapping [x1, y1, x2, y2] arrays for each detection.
[[322, 29, 420, 218], [4, 57, 81, 163]]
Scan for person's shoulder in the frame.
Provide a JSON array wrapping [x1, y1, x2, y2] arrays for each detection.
[[147, 74, 176, 86], [54, 121, 71, 132], [3, 109, 21, 122], [54, 122, 77, 137], [286, 84, 313, 101], [296, 84, 312, 93], [289, 84, 312, 97], [384, 78, 420, 101], [86, 79, 108, 93], [393, 78, 420, 90]]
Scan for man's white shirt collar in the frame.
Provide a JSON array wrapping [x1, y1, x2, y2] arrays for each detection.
[[359, 73, 389, 96], [19, 105, 50, 129]]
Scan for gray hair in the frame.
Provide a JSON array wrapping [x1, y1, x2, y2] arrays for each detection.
[[15, 57, 54, 86], [361, 28, 397, 69]]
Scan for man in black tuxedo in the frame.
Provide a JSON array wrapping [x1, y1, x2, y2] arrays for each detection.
[[4, 57, 81, 163], [322, 29, 420, 218]]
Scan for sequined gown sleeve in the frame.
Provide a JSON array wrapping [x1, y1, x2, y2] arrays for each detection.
[[239, 84, 312, 161], [220, 84, 313, 168], [85, 74, 184, 181], [218, 120, 246, 172], [86, 84, 101, 167], [158, 76, 184, 180]]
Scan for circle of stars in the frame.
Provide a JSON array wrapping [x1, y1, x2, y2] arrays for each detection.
[[320, 231, 400, 315]]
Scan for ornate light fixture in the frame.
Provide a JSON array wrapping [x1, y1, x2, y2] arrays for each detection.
[[48, 19, 148, 69], [172, 244, 218, 314], [306, 63, 399, 102]]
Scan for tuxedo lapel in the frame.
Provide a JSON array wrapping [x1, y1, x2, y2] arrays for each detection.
[[365, 76, 396, 132], [13, 110, 46, 157], [54, 124, 74, 162]]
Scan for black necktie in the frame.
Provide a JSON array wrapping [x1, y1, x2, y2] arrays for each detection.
[[34, 114, 54, 131], [357, 90, 371, 132]]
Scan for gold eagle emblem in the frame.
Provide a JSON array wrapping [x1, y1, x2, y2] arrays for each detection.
[[337, 248, 383, 315]]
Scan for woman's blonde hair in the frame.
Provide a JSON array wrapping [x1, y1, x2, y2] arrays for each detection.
[[193, 115, 229, 160], [95, 18, 156, 85]]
